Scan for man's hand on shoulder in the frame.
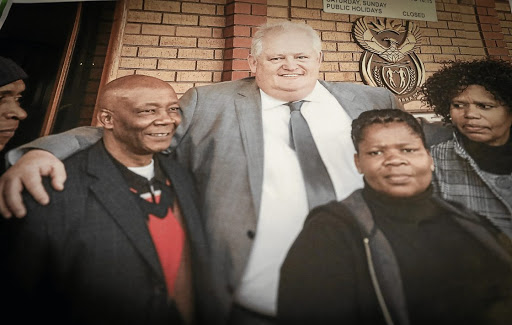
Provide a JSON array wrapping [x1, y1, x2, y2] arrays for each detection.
[[0, 150, 66, 218]]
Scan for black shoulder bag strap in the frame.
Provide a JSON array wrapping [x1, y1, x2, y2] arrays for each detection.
[[343, 190, 410, 325]]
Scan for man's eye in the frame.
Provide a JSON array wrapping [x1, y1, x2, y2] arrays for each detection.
[[368, 151, 382, 156], [480, 104, 495, 110], [140, 109, 154, 114], [169, 107, 181, 113], [270, 57, 281, 61], [402, 148, 416, 153], [297, 56, 308, 59], [451, 103, 464, 109]]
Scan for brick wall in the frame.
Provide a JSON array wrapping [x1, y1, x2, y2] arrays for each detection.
[[106, 0, 512, 102], [496, 0, 512, 55], [118, 0, 227, 95]]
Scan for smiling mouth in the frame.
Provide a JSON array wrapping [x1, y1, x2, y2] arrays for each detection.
[[148, 133, 170, 137], [280, 74, 303, 77], [0, 128, 17, 136]]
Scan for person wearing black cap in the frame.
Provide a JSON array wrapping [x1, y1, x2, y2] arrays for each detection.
[[0, 56, 28, 158]]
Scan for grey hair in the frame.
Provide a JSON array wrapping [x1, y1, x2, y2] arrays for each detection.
[[250, 21, 322, 58]]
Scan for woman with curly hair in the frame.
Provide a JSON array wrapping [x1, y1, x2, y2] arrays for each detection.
[[422, 59, 512, 237]]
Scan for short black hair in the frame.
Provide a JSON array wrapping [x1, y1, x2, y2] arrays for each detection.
[[351, 109, 426, 152], [420, 58, 512, 123]]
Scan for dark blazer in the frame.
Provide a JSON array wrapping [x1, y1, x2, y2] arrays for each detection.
[[3, 141, 219, 325]]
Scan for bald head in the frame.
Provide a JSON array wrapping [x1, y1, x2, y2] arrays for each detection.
[[98, 75, 177, 113], [97, 75, 181, 167]]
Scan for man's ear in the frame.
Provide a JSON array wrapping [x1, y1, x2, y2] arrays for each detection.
[[98, 109, 113, 130], [247, 55, 257, 74], [354, 153, 363, 174]]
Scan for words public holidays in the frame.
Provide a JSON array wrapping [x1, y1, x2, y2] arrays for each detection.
[[323, 0, 437, 22]]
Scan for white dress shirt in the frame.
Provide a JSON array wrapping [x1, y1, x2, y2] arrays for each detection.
[[234, 81, 364, 315]]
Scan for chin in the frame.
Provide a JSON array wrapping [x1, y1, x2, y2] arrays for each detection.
[[383, 187, 423, 198]]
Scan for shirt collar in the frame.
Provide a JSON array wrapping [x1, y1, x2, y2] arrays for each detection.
[[259, 81, 326, 110]]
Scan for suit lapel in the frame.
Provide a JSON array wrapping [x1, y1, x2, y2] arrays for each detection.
[[234, 80, 265, 220], [319, 80, 367, 119], [86, 142, 164, 279]]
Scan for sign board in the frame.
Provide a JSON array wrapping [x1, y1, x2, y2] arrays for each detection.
[[323, 0, 438, 22]]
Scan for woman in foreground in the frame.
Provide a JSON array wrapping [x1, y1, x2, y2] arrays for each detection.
[[278, 109, 512, 325]]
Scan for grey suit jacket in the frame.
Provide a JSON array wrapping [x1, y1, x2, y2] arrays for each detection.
[[7, 77, 450, 321], [3, 141, 219, 324], [173, 77, 401, 316]]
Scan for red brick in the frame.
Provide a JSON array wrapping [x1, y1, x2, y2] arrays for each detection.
[[225, 25, 252, 37], [223, 71, 251, 81], [226, 37, 252, 49], [226, 2, 250, 15], [225, 48, 250, 59], [481, 24, 493, 32], [487, 47, 511, 55], [236, 0, 266, 4], [496, 40, 507, 47], [482, 31, 504, 40], [476, 7, 488, 15], [491, 24, 503, 32], [228, 59, 250, 70], [484, 39, 497, 47], [475, 0, 495, 8], [252, 4, 267, 16], [479, 15, 500, 25], [233, 14, 267, 26], [488, 8, 497, 16]]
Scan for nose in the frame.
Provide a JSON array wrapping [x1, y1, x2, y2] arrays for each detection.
[[154, 109, 181, 126], [3, 101, 27, 121], [282, 57, 299, 70], [463, 104, 480, 119], [384, 151, 407, 166]]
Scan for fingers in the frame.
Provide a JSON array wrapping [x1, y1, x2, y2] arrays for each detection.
[[48, 159, 66, 192], [0, 150, 66, 218]]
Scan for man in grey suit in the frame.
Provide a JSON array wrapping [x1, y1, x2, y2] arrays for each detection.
[[1, 22, 405, 324]]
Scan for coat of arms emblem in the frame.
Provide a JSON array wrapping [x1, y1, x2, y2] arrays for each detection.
[[353, 17, 425, 103]]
